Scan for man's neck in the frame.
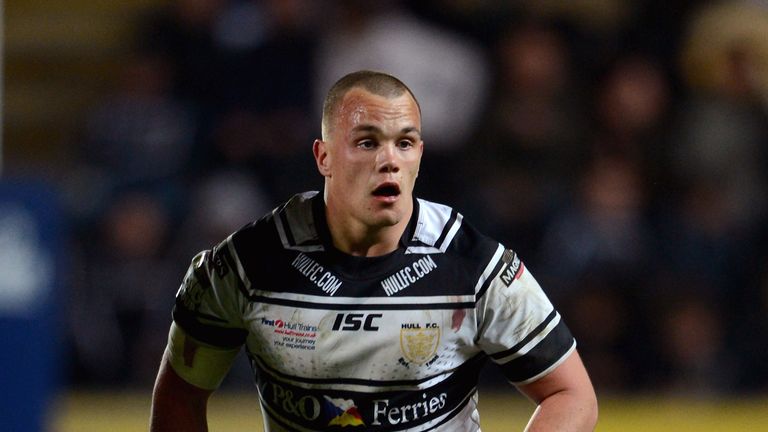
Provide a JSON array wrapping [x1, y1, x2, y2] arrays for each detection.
[[324, 201, 412, 258]]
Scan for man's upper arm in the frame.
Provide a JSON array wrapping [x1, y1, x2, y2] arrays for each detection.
[[515, 350, 598, 432], [173, 243, 248, 347], [475, 249, 576, 385], [169, 240, 249, 389], [165, 322, 241, 390], [515, 349, 594, 404]]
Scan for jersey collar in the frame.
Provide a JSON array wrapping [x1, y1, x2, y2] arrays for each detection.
[[310, 192, 419, 254]]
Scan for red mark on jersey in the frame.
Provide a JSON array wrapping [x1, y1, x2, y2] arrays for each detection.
[[183, 338, 199, 367], [451, 309, 466, 332]]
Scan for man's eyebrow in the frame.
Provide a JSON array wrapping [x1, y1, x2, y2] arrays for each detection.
[[351, 125, 382, 134], [352, 125, 421, 138], [401, 126, 421, 136]]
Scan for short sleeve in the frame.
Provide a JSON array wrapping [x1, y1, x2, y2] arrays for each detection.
[[172, 238, 248, 349], [475, 249, 575, 385]]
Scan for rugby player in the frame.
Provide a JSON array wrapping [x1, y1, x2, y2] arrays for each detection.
[[150, 70, 598, 431]]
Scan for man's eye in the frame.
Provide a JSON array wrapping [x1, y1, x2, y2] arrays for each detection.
[[398, 140, 414, 149], [357, 140, 375, 149]]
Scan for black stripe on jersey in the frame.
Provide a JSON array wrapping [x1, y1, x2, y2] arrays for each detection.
[[263, 386, 477, 432], [217, 243, 260, 305], [192, 310, 228, 324], [434, 209, 459, 250], [475, 255, 507, 300], [173, 302, 247, 349], [252, 354, 486, 431], [426, 387, 477, 431], [496, 318, 574, 383], [489, 309, 557, 361], [249, 295, 475, 311], [408, 239, 433, 248]]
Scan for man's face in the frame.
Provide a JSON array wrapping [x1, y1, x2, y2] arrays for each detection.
[[315, 87, 423, 229]]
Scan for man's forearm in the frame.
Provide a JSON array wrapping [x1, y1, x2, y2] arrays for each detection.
[[150, 356, 212, 432], [523, 389, 598, 432], [150, 390, 208, 432]]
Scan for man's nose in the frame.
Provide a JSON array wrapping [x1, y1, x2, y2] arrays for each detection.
[[377, 143, 400, 173]]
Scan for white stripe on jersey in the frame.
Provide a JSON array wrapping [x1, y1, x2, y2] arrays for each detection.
[[246, 290, 476, 307], [273, 206, 293, 250], [407, 199, 463, 254], [473, 244, 505, 294], [273, 192, 324, 252], [225, 233, 254, 290]]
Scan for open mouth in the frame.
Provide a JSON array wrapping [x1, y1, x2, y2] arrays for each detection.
[[372, 183, 401, 198]]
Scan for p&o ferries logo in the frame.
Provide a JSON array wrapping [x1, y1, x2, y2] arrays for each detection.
[[265, 381, 365, 427], [324, 396, 365, 427]]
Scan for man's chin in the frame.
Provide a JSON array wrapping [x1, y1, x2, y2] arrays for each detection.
[[366, 197, 412, 228], [368, 209, 403, 228]]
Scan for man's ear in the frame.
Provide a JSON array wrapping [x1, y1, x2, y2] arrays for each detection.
[[313, 139, 331, 177]]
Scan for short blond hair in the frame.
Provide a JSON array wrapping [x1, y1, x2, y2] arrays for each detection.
[[321, 70, 420, 140]]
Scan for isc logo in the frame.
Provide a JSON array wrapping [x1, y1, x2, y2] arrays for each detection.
[[332, 313, 382, 331]]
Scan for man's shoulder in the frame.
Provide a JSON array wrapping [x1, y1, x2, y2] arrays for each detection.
[[230, 191, 321, 255], [410, 197, 498, 258]]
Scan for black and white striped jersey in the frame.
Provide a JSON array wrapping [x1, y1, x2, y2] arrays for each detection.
[[173, 191, 575, 431]]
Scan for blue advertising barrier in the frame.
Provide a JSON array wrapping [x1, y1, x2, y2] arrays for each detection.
[[0, 181, 64, 432]]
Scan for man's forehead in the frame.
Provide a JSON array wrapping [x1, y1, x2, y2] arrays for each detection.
[[339, 87, 417, 109], [338, 88, 420, 123]]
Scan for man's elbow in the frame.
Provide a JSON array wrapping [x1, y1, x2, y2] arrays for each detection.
[[581, 386, 599, 429], [566, 378, 599, 430]]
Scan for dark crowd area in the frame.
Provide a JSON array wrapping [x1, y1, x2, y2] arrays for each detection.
[[58, 0, 768, 397]]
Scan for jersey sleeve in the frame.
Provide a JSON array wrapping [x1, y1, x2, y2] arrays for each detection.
[[172, 237, 249, 350], [475, 248, 575, 385]]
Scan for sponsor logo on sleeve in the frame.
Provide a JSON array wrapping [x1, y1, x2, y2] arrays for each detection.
[[499, 250, 524, 287]]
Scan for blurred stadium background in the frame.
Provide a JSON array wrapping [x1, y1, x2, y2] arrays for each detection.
[[3, 0, 768, 430]]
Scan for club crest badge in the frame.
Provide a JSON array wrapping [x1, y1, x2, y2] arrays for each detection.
[[400, 322, 440, 364]]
